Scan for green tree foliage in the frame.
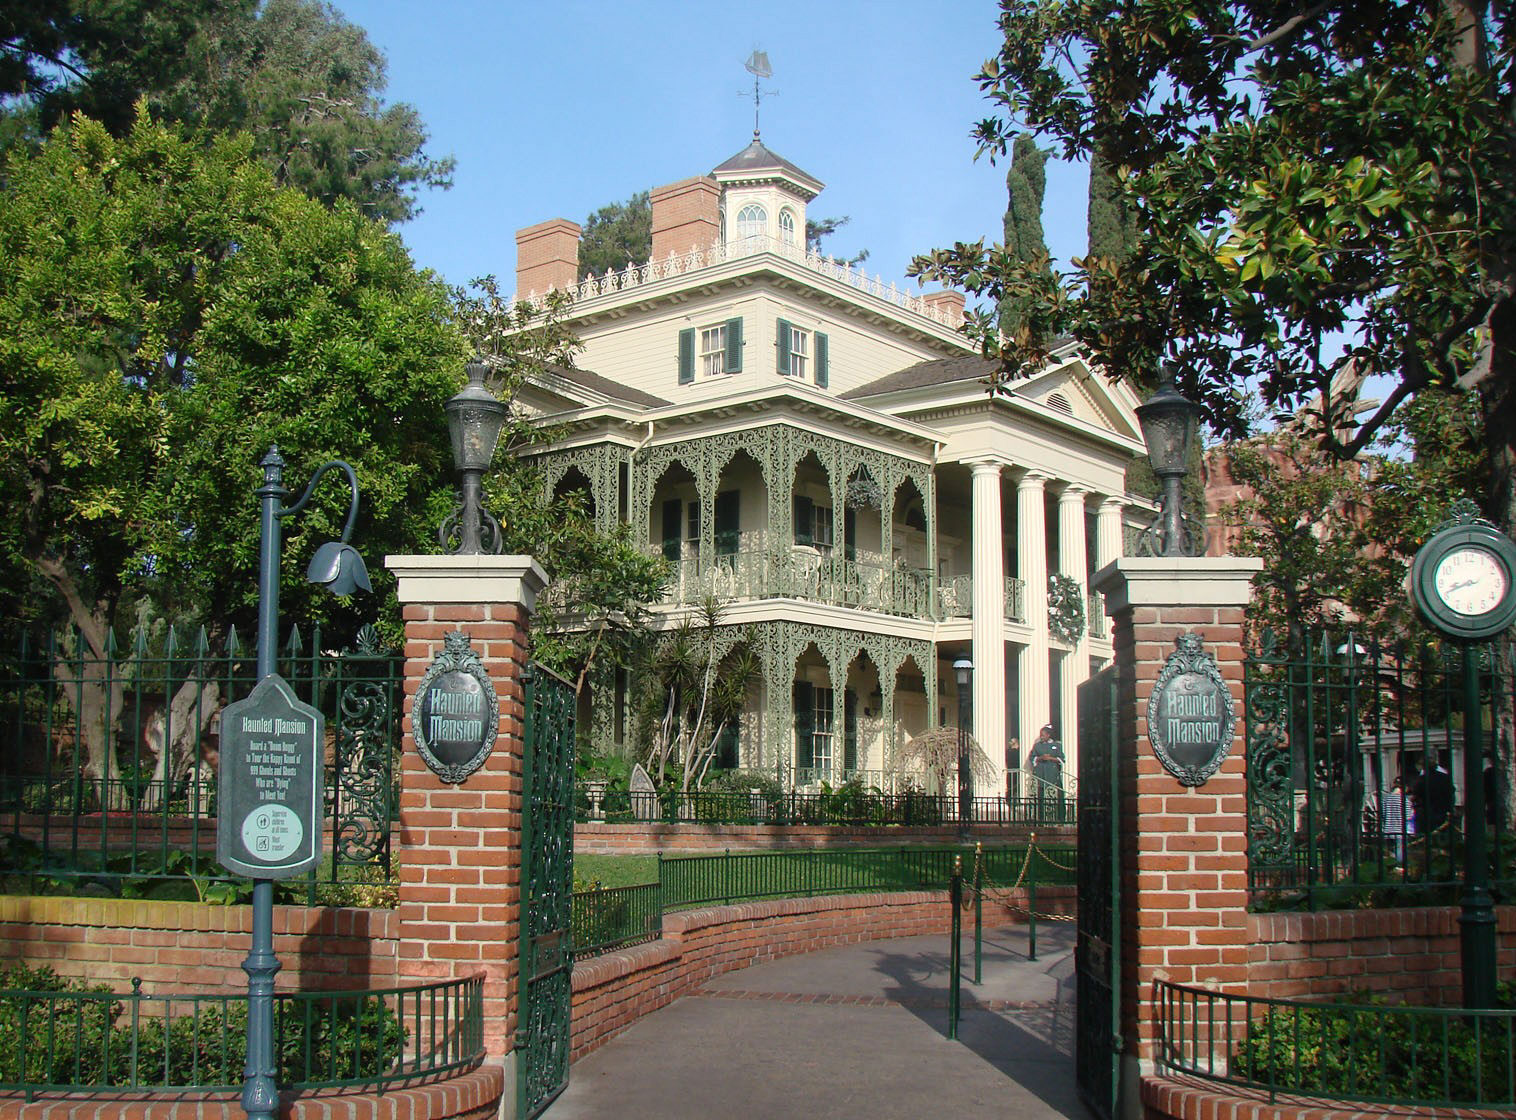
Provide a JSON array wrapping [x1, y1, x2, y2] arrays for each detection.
[[999, 133, 1050, 337], [0, 0, 452, 224], [805, 215, 868, 266], [1085, 149, 1135, 264], [911, 1, 1516, 532], [577, 190, 651, 280]]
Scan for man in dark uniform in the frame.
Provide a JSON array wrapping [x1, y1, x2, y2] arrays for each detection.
[[1030, 724, 1065, 822]]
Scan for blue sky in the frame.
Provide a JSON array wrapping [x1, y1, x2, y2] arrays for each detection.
[[331, 0, 1090, 295]]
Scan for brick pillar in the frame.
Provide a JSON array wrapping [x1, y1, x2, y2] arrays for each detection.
[[650, 176, 720, 261], [515, 219, 581, 296], [385, 554, 548, 1063], [1092, 556, 1261, 1094]]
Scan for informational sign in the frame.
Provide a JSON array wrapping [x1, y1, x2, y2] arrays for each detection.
[[1146, 632, 1236, 787], [415, 629, 497, 783], [216, 674, 323, 878]]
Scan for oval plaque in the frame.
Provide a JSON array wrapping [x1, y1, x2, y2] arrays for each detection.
[[415, 630, 498, 783], [1147, 632, 1236, 787]]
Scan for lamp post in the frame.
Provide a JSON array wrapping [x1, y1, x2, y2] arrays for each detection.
[[953, 657, 973, 828], [440, 359, 507, 555], [1135, 364, 1203, 558], [242, 447, 369, 1120]]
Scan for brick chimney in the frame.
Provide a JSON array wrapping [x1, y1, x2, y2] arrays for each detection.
[[650, 176, 720, 261], [921, 289, 966, 325], [516, 219, 582, 296]]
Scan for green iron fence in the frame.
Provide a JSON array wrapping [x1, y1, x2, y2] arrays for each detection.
[[0, 624, 402, 899], [0, 971, 483, 1096], [1156, 978, 1516, 1109], [1245, 629, 1515, 910], [570, 882, 662, 961], [577, 787, 1076, 829]]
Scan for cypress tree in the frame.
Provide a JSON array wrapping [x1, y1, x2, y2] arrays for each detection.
[[998, 134, 1051, 336]]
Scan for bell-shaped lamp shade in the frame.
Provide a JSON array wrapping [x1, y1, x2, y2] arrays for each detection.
[[445, 361, 507, 473], [1135, 367, 1200, 478], [952, 657, 973, 688], [306, 542, 372, 597]]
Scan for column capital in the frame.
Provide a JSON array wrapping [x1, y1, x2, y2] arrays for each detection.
[[1016, 469, 1050, 492], [1057, 484, 1090, 504], [1099, 495, 1125, 512], [966, 457, 1012, 477]]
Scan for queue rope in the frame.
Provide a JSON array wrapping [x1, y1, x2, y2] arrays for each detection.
[[968, 836, 1077, 922]]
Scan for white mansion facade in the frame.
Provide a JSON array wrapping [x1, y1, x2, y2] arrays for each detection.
[[509, 136, 1147, 795]]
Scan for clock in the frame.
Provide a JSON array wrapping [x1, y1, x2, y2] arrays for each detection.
[[1410, 512, 1516, 641]]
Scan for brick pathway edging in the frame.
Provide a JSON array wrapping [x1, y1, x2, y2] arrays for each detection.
[[1142, 1072, 1512, 1120]]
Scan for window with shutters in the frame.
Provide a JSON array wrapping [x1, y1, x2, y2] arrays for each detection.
[[811, 686, 834, 774], [700, 325, 727, 376], [788, 326, 809, 379], [812, 502, 833, 549]]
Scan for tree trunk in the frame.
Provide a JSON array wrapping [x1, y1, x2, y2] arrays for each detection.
[[52, 653, 124, 810], [139, 679, 223, 812]]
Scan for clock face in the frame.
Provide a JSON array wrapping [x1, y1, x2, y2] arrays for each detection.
[[1433, 546, 1509, 616]]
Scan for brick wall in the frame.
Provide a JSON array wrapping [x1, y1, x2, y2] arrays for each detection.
[[569, 888, 1073, 1061], [575, 821, 1075, 854], [0, 896, 397, 993], [650, 176, 719, 261], [1249, 905, 1516, 1004], [515, 218, 580, 295]]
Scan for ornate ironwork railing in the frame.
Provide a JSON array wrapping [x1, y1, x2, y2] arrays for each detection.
[[657, 548, 934, 618], [0, 972, 483, 1096], [576, 787, 1076, 828], [1244, 629, 1514, 910], [570, 882, 662, 960], [0, 625, 402, 899], [935, 575, 1028, 623], [1155, 979, 1516, 1110], [1087, 592, 1108, 638]]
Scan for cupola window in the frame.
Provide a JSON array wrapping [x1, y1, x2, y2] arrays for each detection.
[[779, 209, 796, 245], [736, 203, 767, 241]]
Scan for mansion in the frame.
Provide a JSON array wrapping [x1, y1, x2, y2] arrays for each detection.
[[510, 135, 1147, 795]]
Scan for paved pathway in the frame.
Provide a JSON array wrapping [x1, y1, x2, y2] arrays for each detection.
[[544, 922, 1081, 1120]]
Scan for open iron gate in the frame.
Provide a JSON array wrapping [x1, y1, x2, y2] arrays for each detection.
[[516, 663, 576, 1119], [1076, 665, 1121, 1120]]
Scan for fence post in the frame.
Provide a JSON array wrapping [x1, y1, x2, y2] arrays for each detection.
[[973, 841, 983, 985], [948, 854, 962, 1040], [1027, 834, 1037, 962]]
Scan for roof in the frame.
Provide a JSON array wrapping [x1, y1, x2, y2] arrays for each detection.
[[711, 135, 824, 194], [544, 363, 670, 408], [839, 354, 1001, 400]]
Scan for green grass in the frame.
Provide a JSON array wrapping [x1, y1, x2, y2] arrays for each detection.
[[574, 853, 659, 890]]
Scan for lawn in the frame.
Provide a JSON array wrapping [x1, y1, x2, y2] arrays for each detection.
[[574, 852, 660, 890]]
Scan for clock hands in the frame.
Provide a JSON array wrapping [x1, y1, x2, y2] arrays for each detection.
[[1443, 578, 1479, 594]]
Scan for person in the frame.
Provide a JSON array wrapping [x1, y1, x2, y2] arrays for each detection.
[[1380, 776, 1408, 862], [1005, 738, 1021, 804], [1030, 724, 1065, 821], [1412, 756, 1453, 835]]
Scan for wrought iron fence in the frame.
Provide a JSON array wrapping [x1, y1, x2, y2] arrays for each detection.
[[570, 882, 662, 960], [1155, 979, 1516, 1109], [575, 787, 1076, 828], [0, 970, 483, 1096], [0, 625, 403, 899], [1245, 629, 1514, 910]]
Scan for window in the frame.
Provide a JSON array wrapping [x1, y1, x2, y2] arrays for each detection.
[[812, 502, 833, 549], [736, 203, 766, 240], [811, 686, 834, 773], [700, 325, 727, 376], [779, 209, 796, 245], [777, 319, 828, 385]]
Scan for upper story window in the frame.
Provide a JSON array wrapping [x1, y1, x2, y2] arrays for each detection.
[[788, 326, 810, 380], [776, 318, 829, 387], [736, 203, 767, 240], [701, 325, 728, 376], [779, 209, 796, 245]]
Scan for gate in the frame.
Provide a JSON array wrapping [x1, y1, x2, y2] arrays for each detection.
[[516, 663, 576, 1119], [1075, 665, 1121, 1120]]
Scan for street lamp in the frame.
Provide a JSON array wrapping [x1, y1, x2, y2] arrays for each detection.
[[440, 359, 507, 555], [242, 446, 369, 1120], [953, 657, 973, 827], [1135, 364, 1203, 558]]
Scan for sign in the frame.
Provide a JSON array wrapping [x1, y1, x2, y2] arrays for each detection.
[[415, 629, 497, 783], [217, 674, 323, 878], [1146, 632, 1236, 787]]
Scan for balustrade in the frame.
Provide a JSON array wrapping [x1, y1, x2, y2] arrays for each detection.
[[654, 546, 933, 618]]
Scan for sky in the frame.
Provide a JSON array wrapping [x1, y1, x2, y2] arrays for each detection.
[[330, 0, 1090, 295]]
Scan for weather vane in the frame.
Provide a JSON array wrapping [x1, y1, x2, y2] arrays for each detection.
[[741, 50, 775, 139]]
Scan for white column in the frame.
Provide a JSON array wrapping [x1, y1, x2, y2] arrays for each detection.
[[969, 460, 1007, 795], [1096, 496, 1124, 572], [1016, 471, 1050, 752], [1058, 486, 1090, 777]]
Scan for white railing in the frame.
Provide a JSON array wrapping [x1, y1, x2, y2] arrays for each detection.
[[513, 235, 965, 329], [936, 575, 1027, 623]]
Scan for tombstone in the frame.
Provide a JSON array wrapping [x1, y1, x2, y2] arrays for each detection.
[[629, 762, 657, 821]]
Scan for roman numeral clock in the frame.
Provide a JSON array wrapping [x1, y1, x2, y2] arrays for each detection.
[[1410, 500, 1516, 642]]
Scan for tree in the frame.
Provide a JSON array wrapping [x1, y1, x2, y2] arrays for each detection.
[[805, 215, 869, 267], [998, 133, 1051, 336], [911, 1, 1516, 532], [0, 109, 466, 796], [577, 190, 651, 280], [0, 0, 452, 224]]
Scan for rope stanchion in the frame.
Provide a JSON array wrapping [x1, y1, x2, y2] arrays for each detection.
[[976, 835, 1079, 925]]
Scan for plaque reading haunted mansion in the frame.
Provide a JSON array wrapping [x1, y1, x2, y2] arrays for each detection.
[[1146, 632, 1237, 787], [415, 630, 498, 783]]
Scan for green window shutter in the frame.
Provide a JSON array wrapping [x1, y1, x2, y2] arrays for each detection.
[[844, 506, 856, 562], [794, 681, 815, 769], [793, 494, 813, 546], [715, 721, 740, 769], [662, 498, 682, 561], [715, 490, 740, 556], [844, 688, 858, 770], [776, 318, 792, 376], [725, 317, 743, 373], [815, 331, 829, 388], [678, 327, 695, 384]]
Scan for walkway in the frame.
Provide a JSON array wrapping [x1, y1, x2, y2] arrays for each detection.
[[544, 922, 1081, 1120]]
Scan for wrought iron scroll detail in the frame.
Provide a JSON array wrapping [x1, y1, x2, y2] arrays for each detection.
[[1244, 630, 1294, 871], [329, 624, 398, 873]]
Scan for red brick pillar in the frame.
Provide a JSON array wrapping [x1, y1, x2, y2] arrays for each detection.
[[1092, 556, 1261, 1094], [385, 555, 547, 1063]]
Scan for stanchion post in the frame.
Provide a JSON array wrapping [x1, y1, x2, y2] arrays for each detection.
[[973, 841, 983, 985], [1027, 834, 1038, 962], [949, 854, 962, 1040]]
